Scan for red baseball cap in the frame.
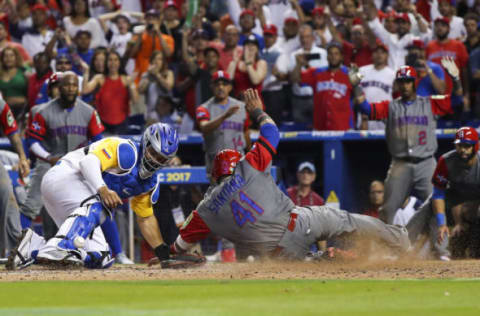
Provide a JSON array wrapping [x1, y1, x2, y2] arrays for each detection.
[[163, 0, 179, 10], [438, 0, 455, 5], [240, 9, 255, 18], [311, 7, 325, 17], [394, 13, 410, 24], [31, 4, 48, 12], [284, 16, 299, 24], [375, 39, 389, 52], [434, 17, 451, 25], [211, 71, 231, 83], [406, 38, 425, 49], [263, 24, 277, 36]]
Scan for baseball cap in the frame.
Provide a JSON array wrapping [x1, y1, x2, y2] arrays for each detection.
[[211, 71, 231, 84], [263, 24, 277, 36], [406, 38, 425, 50], [55, 52, 72, 63], [311, 7, 325, 17], [284, 16, 299, 24], [204, 46, 220, 56], [375, 39, 389, 52], [438, 0, 456, 5], [146, 9, 160, 17], [164, 0, 179, 10], [298, 162, 316, 173], [31, 4, 48, 12], [192, 29, 209, 39], [113, 13, 131, 24], [394, 13, 410, 24], [434, 17, 451, 25], [75, 30, 92, 38], [244, 34, 259, 47], [240, 9, 255, 18]]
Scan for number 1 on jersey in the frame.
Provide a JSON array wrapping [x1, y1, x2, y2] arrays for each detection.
[[230, 191, 264, 227]]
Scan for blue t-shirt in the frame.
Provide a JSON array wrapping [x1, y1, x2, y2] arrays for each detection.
[[416, 61, 445, 97], [57, 48, 94, 75]]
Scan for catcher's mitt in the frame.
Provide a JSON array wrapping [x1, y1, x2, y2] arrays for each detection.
[[148, 252, 206, 269]]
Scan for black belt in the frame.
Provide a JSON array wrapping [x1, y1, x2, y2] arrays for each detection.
[[396, 155, 433, 164], [292, 94, 313, 100]]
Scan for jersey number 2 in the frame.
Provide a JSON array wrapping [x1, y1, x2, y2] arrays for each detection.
[[230, 191, 264, 227], [418, 131, 427, 145]]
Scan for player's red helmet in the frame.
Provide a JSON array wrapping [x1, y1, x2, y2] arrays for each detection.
[[395, 65, 417, 81], [454, 126, 479, 152], [212, 149, 242, 182]]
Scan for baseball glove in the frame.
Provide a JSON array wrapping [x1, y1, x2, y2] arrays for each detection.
[[148, 252, 206, 269]]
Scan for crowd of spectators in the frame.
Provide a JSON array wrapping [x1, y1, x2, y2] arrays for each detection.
[[0, 0, 476, 133]]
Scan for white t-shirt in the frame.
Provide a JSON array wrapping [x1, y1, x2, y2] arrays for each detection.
[[262, 42, 285, 92], [63, 16, 107, 49], [109, 32, 134, 75], [288, 46, 328, 96], [22, 30, 54, 59], [358, 64, 395, 130]]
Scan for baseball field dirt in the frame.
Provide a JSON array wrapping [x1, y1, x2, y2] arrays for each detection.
[[1, 260, 480, 315], [1, 259, 480, 281]]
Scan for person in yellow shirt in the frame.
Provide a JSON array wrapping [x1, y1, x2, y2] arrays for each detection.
[[7, 123, 179, 270]]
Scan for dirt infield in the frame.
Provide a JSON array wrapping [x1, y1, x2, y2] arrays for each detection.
[[1, 259, 480, 282]]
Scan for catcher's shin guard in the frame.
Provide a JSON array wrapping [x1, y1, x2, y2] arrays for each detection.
[[57, 202, 107, 251]]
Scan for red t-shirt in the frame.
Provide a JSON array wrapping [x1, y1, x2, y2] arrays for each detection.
[[287, 186, 324, 206], [426, 39, 469, 93], [351, 42, 374, 68], [27, 70, 52, 109], [301, 66, 354, 130], [363, 207, 380, 218]]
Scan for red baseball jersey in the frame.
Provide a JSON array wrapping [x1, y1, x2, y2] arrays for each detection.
[[301, 66, 354, 131], [426, 39, 469, 93]]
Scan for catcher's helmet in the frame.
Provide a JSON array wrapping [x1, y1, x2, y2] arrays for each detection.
[[454, 126, 479, 152], [139, 123, 179, 179], [212, 149, 242, 182], [395, 65, 417, 81]]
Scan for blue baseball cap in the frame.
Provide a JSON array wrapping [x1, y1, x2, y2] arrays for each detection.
[[298, 162, 316, 173]]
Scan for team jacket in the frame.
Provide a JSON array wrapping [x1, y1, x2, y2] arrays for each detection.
[[62, 137, 161, 218], [432, 150, 480, 202], [0, 99, 18, 136], [366, 95, 452, 158], [176, 123, 295, 257]]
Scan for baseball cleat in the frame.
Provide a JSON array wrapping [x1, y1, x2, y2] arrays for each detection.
[[6, 229, 36, 270], [115, 252, 134, 265], [36, 248, 83, 268]]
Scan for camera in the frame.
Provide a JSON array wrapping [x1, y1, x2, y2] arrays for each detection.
[[305, 53, 320, 61], [405, 53, 424, 69]]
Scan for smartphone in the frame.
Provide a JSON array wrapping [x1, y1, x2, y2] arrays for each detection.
[[305, 53, 320, 61]]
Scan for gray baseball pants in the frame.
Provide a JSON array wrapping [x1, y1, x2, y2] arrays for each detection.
[[277, 206, 411, 259], [0, 162, 21, 256], [19, 161, 51, 219], [405, 197, 450, 258], [382, 157, 436, 224]]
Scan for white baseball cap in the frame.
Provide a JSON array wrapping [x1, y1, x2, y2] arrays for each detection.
[[298, 162, 315, 173]]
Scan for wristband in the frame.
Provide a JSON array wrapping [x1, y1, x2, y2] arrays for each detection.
[[154, 243, 170, 261], [436, 213, 446, 226], [250, 108, 264, 123]]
